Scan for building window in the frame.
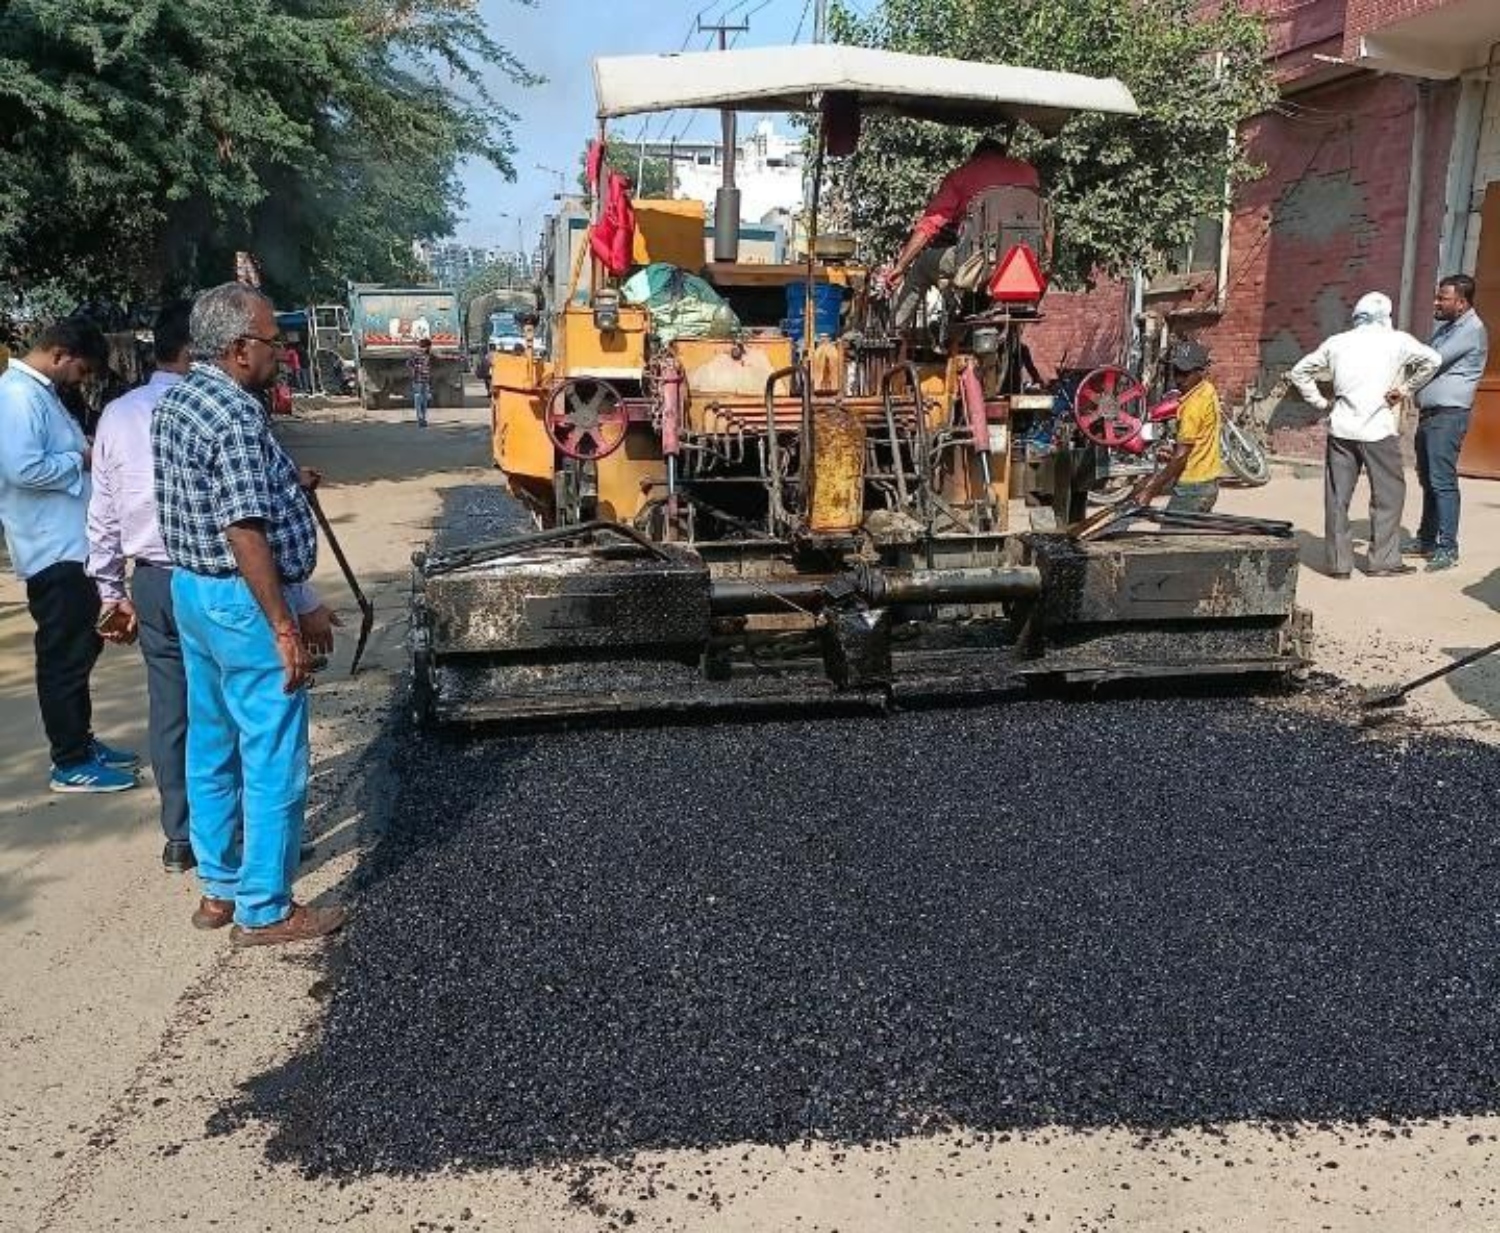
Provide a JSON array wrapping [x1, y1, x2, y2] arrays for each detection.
[[1171, 216, 1223, 275], [1145, 214, 1225, 300]]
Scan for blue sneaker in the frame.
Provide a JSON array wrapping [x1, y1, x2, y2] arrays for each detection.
[[1427, 550, 1459, 572], [51, 759, 138, 794], [89, 738, 140, 771]]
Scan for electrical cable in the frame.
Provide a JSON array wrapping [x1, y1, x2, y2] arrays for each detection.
[[633, 0, 736, 150], [792, 0, 814, 44]]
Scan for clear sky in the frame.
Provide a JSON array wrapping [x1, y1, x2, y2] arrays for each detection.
[[454, 0, 845, 249]]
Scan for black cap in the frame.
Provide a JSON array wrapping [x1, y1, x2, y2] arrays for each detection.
[[1170, 340, 1210, 372]]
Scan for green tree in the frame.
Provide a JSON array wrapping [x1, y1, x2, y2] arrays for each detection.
[[0, 0, 538, 305], [458, 256, 532, 307], [580, 133, 676, 199], [826, 0, 1273, 285]]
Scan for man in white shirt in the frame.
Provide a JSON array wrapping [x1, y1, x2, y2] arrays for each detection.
[[1287, 292, 1441, 579]]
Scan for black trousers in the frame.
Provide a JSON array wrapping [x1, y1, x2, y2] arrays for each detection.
[[25, 560, 102, 768]]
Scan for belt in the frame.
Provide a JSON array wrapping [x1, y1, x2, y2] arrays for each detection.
[[175, 566, 310, 587]]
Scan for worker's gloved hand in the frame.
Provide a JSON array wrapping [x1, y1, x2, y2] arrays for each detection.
[[871, 266, 900, 299]]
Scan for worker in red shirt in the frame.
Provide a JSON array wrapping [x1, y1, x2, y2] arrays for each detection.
[[876, 135, 1040, 328]]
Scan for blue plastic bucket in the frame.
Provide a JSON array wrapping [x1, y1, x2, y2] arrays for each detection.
[[784, 281, 844, 341]]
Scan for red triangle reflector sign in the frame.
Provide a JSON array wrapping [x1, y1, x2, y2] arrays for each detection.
[[988, 243, 1046, 303]]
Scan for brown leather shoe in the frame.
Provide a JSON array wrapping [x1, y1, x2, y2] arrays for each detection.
[[229, 903, 347, 949], [191, 897, 234, 931]]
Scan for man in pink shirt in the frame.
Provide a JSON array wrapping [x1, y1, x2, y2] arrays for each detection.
[[87, 301, 338, 872], [877, 135, 1041, 328]]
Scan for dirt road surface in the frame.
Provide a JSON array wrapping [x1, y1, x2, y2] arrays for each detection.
[[3, 396, 1498, 1232]]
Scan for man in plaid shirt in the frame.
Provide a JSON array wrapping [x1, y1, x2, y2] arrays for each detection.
[[152, 283, 346, 948], [406, 336, 433, 427]]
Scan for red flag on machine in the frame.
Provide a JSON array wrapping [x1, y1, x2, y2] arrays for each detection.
[[590, 170, 637, 277], [584, 139, 606, 193]]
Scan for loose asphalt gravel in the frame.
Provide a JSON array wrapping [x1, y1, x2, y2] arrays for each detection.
[[239, 693, 1500, 1178]]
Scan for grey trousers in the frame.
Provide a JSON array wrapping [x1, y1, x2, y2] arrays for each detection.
[[130, 562, 189, 843], [1324, 434, 1404, 575], [894, 245, 956, 329]]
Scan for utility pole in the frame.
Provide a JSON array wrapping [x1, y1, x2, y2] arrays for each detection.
[[700, 14, 750, 262], [813, 0, 829, 43]]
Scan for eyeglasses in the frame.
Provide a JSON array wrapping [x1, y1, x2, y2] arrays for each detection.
[[239, 334, 286, 350]]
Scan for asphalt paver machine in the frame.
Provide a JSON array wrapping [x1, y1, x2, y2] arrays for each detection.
[[410, 43, 1311, 724]]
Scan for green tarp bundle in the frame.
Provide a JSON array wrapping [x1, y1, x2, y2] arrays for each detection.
[[621, 263, 738, 345]]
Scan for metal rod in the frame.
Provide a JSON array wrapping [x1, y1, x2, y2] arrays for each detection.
[[709, 564, 1042, 616], [764, 365, 798, 533], [882, 380, 911, 510], [308, 490, 375, 676], [882, 362, 930, 523], [865, 565, 1042, 607], [1364, 637, 1500, 709], [419, 518, 669, 576], [710, 577, 830, 616]]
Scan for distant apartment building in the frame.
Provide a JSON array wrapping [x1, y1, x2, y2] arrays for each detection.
[[415, 240, 510, 289], [1031, 0, 1500, 458]]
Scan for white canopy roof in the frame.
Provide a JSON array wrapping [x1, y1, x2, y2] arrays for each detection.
[[594, 43, 1138, 133]]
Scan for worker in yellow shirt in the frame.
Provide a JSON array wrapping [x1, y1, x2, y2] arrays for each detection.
[[1162, 341, 1222, 513]]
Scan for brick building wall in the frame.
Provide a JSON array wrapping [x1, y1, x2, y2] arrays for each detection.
[[1031, 0, 1468, 456], [1344, 0, 1457, 51]]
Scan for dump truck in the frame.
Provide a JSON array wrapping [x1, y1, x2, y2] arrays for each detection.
[[467, 289, 542, 360], [409, 43, 1312, 725], [348, 284, 464, 410]]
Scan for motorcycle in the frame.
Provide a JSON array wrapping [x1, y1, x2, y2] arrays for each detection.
[[1043, 366, 1271, 506]]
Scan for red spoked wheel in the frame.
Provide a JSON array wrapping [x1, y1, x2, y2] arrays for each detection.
[[545, 378, 628, 461], [1073, 366, 1148, 449]]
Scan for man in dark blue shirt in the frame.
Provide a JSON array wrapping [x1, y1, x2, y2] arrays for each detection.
[[153, 283, 346, 948]]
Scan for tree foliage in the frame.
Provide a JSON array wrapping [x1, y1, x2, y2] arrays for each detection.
[[0, 0, 537, 305], [581, 133, 676, 199], [827, 0, 1273, 285], [458, 256, 534, 308]]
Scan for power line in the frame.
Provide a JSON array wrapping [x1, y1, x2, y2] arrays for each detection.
[[632, 1, 737, 148], [792, 0, 814, 43]]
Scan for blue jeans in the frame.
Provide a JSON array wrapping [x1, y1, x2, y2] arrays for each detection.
[[412, 381, 431, 425], [1415, 407, 1470, 553], [172, 570, 309, 928], [1166, 480, 1220, 514]]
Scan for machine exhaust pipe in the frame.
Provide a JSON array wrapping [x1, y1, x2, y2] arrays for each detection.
[[713, 187, 742, 263]]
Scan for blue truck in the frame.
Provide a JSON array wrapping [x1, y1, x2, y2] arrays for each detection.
[[347, 284, 465, 410]]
